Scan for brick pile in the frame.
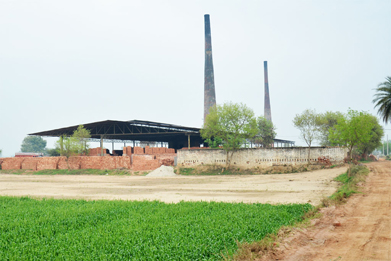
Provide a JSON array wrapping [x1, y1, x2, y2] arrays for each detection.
[[156, 154, 176, 166], [0, 145, 176, 171], [1, 158, 24, 170], [167, 148, 176, 153], [89, 148, 110, 156], [58, 157, 82, 170], [132, 155, 160, 171], [21, 158, 40, 170], [123, 146, 133, 156], [144, 146, 153, 154], [133, 147, 144, 154], [317, 156, 332, 166], [37, 157, 61, 170]]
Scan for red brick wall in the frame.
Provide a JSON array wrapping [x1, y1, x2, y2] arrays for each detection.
[[58, 157, 82, 170], [0, 150, 174, 171], [21, 158, 39, 171], [132, 154, 160, 171], [156, 154, 176, 166], [89, 147, 110, 156], [1, 158, 24, 170], [37, 157, 61, 170], [133, 147, 144, 154]]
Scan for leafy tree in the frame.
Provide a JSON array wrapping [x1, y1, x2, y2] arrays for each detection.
[[356, 115, 383, 157], [72, 125, 91, 155], [56, 136, 78, 169], [253, 116, 276, 148], [329, 109, 374, 175], [55, 125, 91, 169], [0, 149, 2, 157], [293, 109, 321, 163], [201, 102, 258, 166], [204, 137, 223, 149], [373, 76, 391, 123], [317, 111, 344, 146], [46, 148, 60, 156], [20, 136, 47, 153]]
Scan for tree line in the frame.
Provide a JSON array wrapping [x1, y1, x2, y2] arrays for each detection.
[[19, 125, 91, 158]]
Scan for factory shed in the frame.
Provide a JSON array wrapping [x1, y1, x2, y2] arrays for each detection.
[[29, 120, 203, 151]]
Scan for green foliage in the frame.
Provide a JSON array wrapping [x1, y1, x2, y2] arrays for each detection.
[[372, 76, 391, 123], [55, 125, 91, 160], [293, 109, 321, 148], [55, 136, 77, 158], [72, 125, 91, 155], [0, 149, 2, 157], [329, 109, 375, 161], [20, 136, 47, 153], [355, 115, 383, 156], [0, 197, 312, 260], [201, 102, 258, 165], [46, 148, 60, 156], [253, 116, 276, 148], [330, 165, 369, 201], [317, 111, 344, 146], [293, 109, 321, 163], [205, 137, 223, 149]]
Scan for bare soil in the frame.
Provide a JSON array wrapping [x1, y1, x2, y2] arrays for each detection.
[[0, 166, 346, 204], [261, 161, 391, 261]]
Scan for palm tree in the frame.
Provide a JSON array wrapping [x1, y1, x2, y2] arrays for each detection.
[[373, 76, 391, 123]]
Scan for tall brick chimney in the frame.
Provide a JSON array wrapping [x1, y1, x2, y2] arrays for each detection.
[[264, 61, 272, 122], [204, 14, 216, 123]]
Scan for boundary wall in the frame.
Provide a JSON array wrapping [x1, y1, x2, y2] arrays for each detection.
[[177, 147, 347, 169]]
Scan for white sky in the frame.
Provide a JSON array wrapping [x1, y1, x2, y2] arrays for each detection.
[[1, 0, 390, 157]]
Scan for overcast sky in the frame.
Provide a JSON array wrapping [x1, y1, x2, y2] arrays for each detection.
[[1, 0, 390, 157]]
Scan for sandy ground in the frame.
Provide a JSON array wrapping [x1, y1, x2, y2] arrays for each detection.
[[0, 167, 346, 205], [261, 161, 391, 261]]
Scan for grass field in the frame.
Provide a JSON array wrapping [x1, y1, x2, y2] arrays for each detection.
[[0, 197, 312, 260]]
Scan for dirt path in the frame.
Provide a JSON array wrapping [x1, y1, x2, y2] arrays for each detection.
[[0, 167, 346, 204], [267, 161, 391, 261]]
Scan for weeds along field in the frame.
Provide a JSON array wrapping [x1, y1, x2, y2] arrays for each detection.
[[0, 197, 312, 260]]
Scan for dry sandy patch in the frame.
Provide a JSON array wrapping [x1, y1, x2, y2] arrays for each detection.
[[0, 167, 347, 205]]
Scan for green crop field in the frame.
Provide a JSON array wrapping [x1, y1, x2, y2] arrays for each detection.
[[0, 197, 312, 260]]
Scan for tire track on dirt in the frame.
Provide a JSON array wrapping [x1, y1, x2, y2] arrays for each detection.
[[264, 161, 391, 261]]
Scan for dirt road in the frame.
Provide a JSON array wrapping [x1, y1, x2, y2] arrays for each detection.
[[0, 167, 346, 205], [268, 161, 391, 261]]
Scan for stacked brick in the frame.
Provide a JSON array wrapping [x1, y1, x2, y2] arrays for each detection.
[[156, 154, 176, 166], [21, 158, 39, 170], [0, 146, 176, 171], [131, 155, 161, 171], [89, 148, 110, 156], [122, 146, 133, 156], [37, 157, 60, 170], [1, 158, 24, 170], [133, 147, 144, 154], [144, 146, 153, 154]]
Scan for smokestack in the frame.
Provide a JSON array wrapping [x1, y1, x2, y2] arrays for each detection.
[[264, 61, 272, 122], [204, 14, 216, 123]]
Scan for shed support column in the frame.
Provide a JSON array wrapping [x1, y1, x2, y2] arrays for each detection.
[[188, 134, 191, 149], [133, 140, 135, 147], [60, 136, 64, 156], [100, 135, 104, 156], [112, 142, 114, 155]]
